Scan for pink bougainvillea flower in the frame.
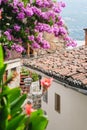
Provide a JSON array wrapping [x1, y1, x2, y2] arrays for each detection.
[[41, 78, 53, 89], [1, 0, 76, 53], [25, 104, 35, 115]]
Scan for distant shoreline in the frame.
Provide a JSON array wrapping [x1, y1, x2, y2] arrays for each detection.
[[62, 0, 87, 41], [76, 40, 85, 46]]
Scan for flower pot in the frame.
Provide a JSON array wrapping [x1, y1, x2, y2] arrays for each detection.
[[24, 77, 32, 87], [30, 80, 40, 93], [20, 77, 32, 94]]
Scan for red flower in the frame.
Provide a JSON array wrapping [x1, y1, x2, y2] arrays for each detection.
[[41, 78, 53, 90], [25, 104, 35, 115]]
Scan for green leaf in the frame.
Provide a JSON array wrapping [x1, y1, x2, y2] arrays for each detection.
[[7, 114, 26, 130], [0, 97, 9, 130], [22, 0, 29, 6], [50, 21, 53, 26], [0, 118, 7, 130], [0, 44, 7, 84], [0, 87, 20, 99], [16, 123, 25, 130], [8, 87, 21, 103], [11, 94, 27, 116], [0, 45, 4, 69], [0, 64, 7, 85], [29, 116, 48, 130], [16, 116, 29, 130], [28, 109, 48, 130]]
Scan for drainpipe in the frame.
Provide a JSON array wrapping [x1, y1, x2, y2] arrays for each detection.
[[84, 28, 87, 46]]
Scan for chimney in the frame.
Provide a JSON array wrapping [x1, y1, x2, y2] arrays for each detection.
[[84, 28, 87, 46]]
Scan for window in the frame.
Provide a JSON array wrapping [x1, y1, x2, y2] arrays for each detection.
[[55, 93, 60, 113], [11, 68, 18, 78], [11, 67, 16, 72], [43, 91, 48, 103]]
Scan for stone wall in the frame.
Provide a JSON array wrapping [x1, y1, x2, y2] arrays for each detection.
[[33, 32, 65, 57]]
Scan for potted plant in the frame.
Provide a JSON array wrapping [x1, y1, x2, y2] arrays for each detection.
[[30, 72, 40, 93], [31, 72, 39, 82], [20, 68, 30, 77]]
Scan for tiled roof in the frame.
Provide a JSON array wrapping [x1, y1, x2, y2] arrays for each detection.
[[23, 45, 87, 90]]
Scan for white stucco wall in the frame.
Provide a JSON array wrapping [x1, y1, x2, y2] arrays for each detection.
[[42, 80, 87, 130], [22, 67, 87, 130]]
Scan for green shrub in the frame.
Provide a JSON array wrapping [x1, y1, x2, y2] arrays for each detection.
[[31, 72, 39, 82], [21, 68, 30, 76]]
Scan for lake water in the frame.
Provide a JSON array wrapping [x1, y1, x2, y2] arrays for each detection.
[[60, 0, 87, 41]]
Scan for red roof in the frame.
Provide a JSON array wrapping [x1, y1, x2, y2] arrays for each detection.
[[23, 45, 87, 90]]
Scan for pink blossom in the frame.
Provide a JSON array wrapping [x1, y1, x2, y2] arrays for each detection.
[[71, 40, 77, 47], [25, 7, 34, 17], [1, 0, 77, 51], [32, 6, 41, 16], [17, 12, 25, 20], [11, 44, 24, 53], [41, 77, 53, 90], [28, 35, 34, 41], [41, 40, 50, 49], [4, 31, 12, 41], [60, 1, 66, 8], [14, 24, 20, 31], [32, 42, 40, 49], [59, 27, 67, 35], [25, 104, 35, 115]]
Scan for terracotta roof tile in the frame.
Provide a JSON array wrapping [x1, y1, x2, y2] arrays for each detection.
[[82, 78, 87, 85], [71, 73, 86, 80], [23, 45, 87, 89]]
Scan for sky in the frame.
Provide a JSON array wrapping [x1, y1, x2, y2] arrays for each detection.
[[59, 0, 87, 40]]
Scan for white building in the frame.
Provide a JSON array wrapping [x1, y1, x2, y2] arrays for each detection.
[[42, 79, 87, 130], [23, 44, 87, 130]]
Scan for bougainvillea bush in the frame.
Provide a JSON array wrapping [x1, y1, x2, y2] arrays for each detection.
[[0, 0, 76, 56]]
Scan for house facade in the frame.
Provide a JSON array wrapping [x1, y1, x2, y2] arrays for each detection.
[[42, 80, 87, 130], [23, 44, 87, 130]]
